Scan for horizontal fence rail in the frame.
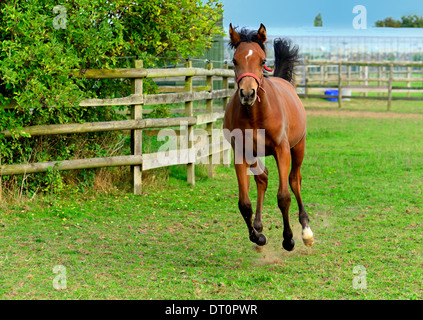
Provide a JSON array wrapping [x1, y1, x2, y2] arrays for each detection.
[[1, 60, 234, 196], [72, 67, 235, 79], [0, 115, 228, 137]]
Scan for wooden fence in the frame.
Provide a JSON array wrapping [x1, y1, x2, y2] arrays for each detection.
[[3, 58, 422, 198], [0, 60, 234, 196], [297, 60, 423, 110]]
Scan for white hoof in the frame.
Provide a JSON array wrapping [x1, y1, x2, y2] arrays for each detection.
[[302, 227, 314, 247]]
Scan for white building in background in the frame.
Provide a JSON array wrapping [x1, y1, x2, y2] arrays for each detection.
[[224, 27, 423, 63]]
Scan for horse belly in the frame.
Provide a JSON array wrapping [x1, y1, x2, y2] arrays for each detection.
[[278, 85, 306, 148]]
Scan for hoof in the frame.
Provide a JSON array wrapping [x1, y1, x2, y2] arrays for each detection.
[[282, 238, 295, 251], [302, 227, 314, 247], [251, 233, 267, 246], [256, 233, 268, 246], [303, 237, 314, 247]]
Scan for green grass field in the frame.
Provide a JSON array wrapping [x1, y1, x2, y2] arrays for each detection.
[[0, 102, 422, 300]]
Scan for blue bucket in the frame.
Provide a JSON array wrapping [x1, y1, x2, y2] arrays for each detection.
[[325, 89, 338, 101]]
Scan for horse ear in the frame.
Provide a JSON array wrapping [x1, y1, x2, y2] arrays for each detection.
[[257, 23, 267, 44], [229, 23, 241, 47]]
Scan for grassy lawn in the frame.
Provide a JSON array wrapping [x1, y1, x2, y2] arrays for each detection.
[[0, 104, 422, 299]]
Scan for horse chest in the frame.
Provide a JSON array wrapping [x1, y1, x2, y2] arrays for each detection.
[[228, 126, 283, 158]]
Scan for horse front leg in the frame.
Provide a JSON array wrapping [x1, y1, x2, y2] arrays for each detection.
[[235, 160, 267, 246], [274, 142, 295, 251], [252, 158, 268, 233]]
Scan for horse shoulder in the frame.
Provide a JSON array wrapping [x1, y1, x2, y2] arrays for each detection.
[[266, 77, 306, 147]]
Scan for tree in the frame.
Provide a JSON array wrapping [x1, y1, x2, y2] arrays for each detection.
[[0, 0, 223, 108], [374, 17, 401, 27], [0, 0, 223, 194], [400, 14, 423, 28], [375, 15, 423, 28], [314, 13, 323, 27]]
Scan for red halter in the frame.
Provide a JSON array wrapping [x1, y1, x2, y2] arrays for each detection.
[[236, 72, 266, 102], [235, 64, 273, 103]]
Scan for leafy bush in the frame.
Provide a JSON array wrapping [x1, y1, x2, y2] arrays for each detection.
[[0, 0, 223, 197]]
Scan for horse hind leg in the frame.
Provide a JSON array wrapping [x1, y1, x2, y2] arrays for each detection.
[[290, 137, 314, 247]]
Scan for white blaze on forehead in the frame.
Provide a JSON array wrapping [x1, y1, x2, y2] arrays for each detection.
[[245, 49, 253, 61]]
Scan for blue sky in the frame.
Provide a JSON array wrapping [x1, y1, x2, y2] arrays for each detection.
[[221, 0, 423, 30]]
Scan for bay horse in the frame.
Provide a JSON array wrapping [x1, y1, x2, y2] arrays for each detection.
[[223, 23, 314, 251]]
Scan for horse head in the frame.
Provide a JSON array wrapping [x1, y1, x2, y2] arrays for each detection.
[[229, 23, 268, 106]]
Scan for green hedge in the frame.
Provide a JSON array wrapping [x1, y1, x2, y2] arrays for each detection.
[[0, 0, 223, 195]]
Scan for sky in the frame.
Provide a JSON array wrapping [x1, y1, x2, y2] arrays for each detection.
[[221, 0, 423, 31]]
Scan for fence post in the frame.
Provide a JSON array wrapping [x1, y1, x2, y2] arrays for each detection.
[[304, 56, 309, 99], [378, 66, 382, 97], [388, 63, 393, 111], [324, 62, 329, 85], [407, 66, 411, 98], [338, 62, 343, 108], [221, 62, 231, 168], [364, 66, 368, 97], [131, 59, 143, 195], [222, 62, 229, 111], [185, 60, 195, 185], [421, 65, 423, 97], [206, 62, 214, 178]]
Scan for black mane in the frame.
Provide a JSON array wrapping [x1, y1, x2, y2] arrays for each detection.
[[229, 27, 266, 53]]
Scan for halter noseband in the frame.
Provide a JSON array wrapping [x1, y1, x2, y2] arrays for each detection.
[[236, 72, 266, 102], [235, 64, 273, 103]]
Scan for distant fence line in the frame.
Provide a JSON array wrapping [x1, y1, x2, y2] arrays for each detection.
[[0, 60, 233, 197], [296, 59, 423, 110], [222, 59, 423, 110]]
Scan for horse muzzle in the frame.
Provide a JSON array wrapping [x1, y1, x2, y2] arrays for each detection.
[[236, 72, 265, 106], [239, 88, 257, 106]]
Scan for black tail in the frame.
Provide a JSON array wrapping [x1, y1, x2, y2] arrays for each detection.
[[273, 38, 300, 83]]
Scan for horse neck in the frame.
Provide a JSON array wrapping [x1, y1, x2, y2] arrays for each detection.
[[242, 78, 270, 126]]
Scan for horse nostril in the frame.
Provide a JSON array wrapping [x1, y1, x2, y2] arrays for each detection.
[[240, 89, 255, 99]]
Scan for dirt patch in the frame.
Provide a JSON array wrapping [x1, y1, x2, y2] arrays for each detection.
[[306, 109, 423, 119]]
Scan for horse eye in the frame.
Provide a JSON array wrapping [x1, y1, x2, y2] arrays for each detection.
[[232, 59, 238, 66], [262, 60, 267, 65]]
